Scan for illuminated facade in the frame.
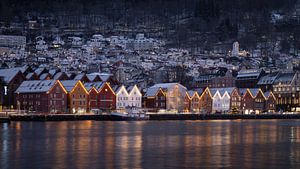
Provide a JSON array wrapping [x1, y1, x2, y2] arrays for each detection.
[[273, 72, 300, 112], [61, 80, 89, 114], [199, 87, 213, 114], [127, 85, 142, 108], [188, 91, 201, 113], [115, 85, 129, 109], [150, 83, 187, 112]]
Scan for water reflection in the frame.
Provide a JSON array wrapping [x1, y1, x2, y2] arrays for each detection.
[[0, 120, 300, 168]]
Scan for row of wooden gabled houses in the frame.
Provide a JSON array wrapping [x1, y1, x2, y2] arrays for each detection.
[[143, 84, 276, 114], [15, 79, 143, 113], [14, 80, 276, 114]]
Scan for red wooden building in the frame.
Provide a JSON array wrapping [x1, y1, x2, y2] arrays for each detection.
[[15, 80, 68, 113], [98, 82, 116, 111], [0, 68, 26, 109]]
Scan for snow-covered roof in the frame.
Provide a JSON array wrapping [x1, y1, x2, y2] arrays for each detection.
[[73, 73, 87, 81], [144, 87, 160, 97], [39, 73, 49, 80], [84, 82, 105, 91], [0, 68, 21, 83], [151, 83, 187, 90], [257, 72, 279, 85], [210, 87, 236, 96], [26, 73, 35, 79], [15, 80, 56, 93], [274, 72, 295, 85], [86, 74, 100, 82], [53, 72, 63, 80], [34, 68, 46, 76], [237, 69, 262, 79], [60, 80, 79, 92]]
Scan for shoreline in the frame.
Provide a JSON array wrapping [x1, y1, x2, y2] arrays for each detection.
[[2, 114, 300, 122]]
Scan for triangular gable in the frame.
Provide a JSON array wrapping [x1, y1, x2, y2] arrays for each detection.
[[89, 86, 98, 94], [48, 80, 68, 94], [200, 87, 213, 99], [98, 82, 116, 95], [128, 85, 142, 96], [70, 80, 89, 94], [116, 85, 129, 96]]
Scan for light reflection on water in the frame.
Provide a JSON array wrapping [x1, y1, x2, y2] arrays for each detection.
[[0, 120, 300, 169]]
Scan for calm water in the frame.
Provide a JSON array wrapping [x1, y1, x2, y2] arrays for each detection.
[[1, 120, 300, 169]]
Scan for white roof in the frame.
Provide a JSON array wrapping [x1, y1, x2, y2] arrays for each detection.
[[0, 68, 21, 83], [15, 80, 56, 93], [60, 80, 79, 92], [144, 87, 160, 97], [84, 82, 105, 91]]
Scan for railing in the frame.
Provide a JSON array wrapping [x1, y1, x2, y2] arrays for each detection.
[[0, 109, 26, 117]]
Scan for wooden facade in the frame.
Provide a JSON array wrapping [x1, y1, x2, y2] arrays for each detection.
[[98, 82, 116, 110], [61, 80, 89, 114], [199, 87, 213, 114], [189, 91, 200, 112], [183, 92, 191, 112], [15, 80, 68, 113], [144, 87, 166, 111], [88, 87, 98, 110], [230, 88, 242, 112]]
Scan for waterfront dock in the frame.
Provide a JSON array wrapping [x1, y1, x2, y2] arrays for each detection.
[[4, 113, 300, 122]]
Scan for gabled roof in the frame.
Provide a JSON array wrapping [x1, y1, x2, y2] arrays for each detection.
[[84, 82, 105, 91], [53, 72, 63, 80], [151, 83, 186, 89], [200, 87, 213, 98], [273, 72, 295, 85], [187, 90, 199, 98], [237, 69, 262, 79], [264, 91, 276, 100], [60, 80, 79, 92], [113, 85, 129, 95], [127, 85, 142, 96], [239, 88, 248, 96], [0, 68, 22, 83], [209, 88, 220, 96], [86, 74, 101, 82], [151, 83, 187, 96], [39, 73, 50, 80], [257, 72, 279, 85], [144, 87, 161, 97], [34, 67, 46, 76], [248, 88, 260, 97], [48, 69, 58, 77], [15, 80, 57, 93], [26, 73, 35, 79]]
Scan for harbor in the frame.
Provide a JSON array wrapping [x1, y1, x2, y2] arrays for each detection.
[[3, 113, 300, 122]]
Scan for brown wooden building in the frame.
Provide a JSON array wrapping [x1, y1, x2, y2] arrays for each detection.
[[230, 88, 242, 111], [199, 87, 213, 114], [143, 87, 166, 111], [183, 92, 191, 112], [61, 80, 89, 114], [188, 91, 200, 112], [264, 91, 276, 113]]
